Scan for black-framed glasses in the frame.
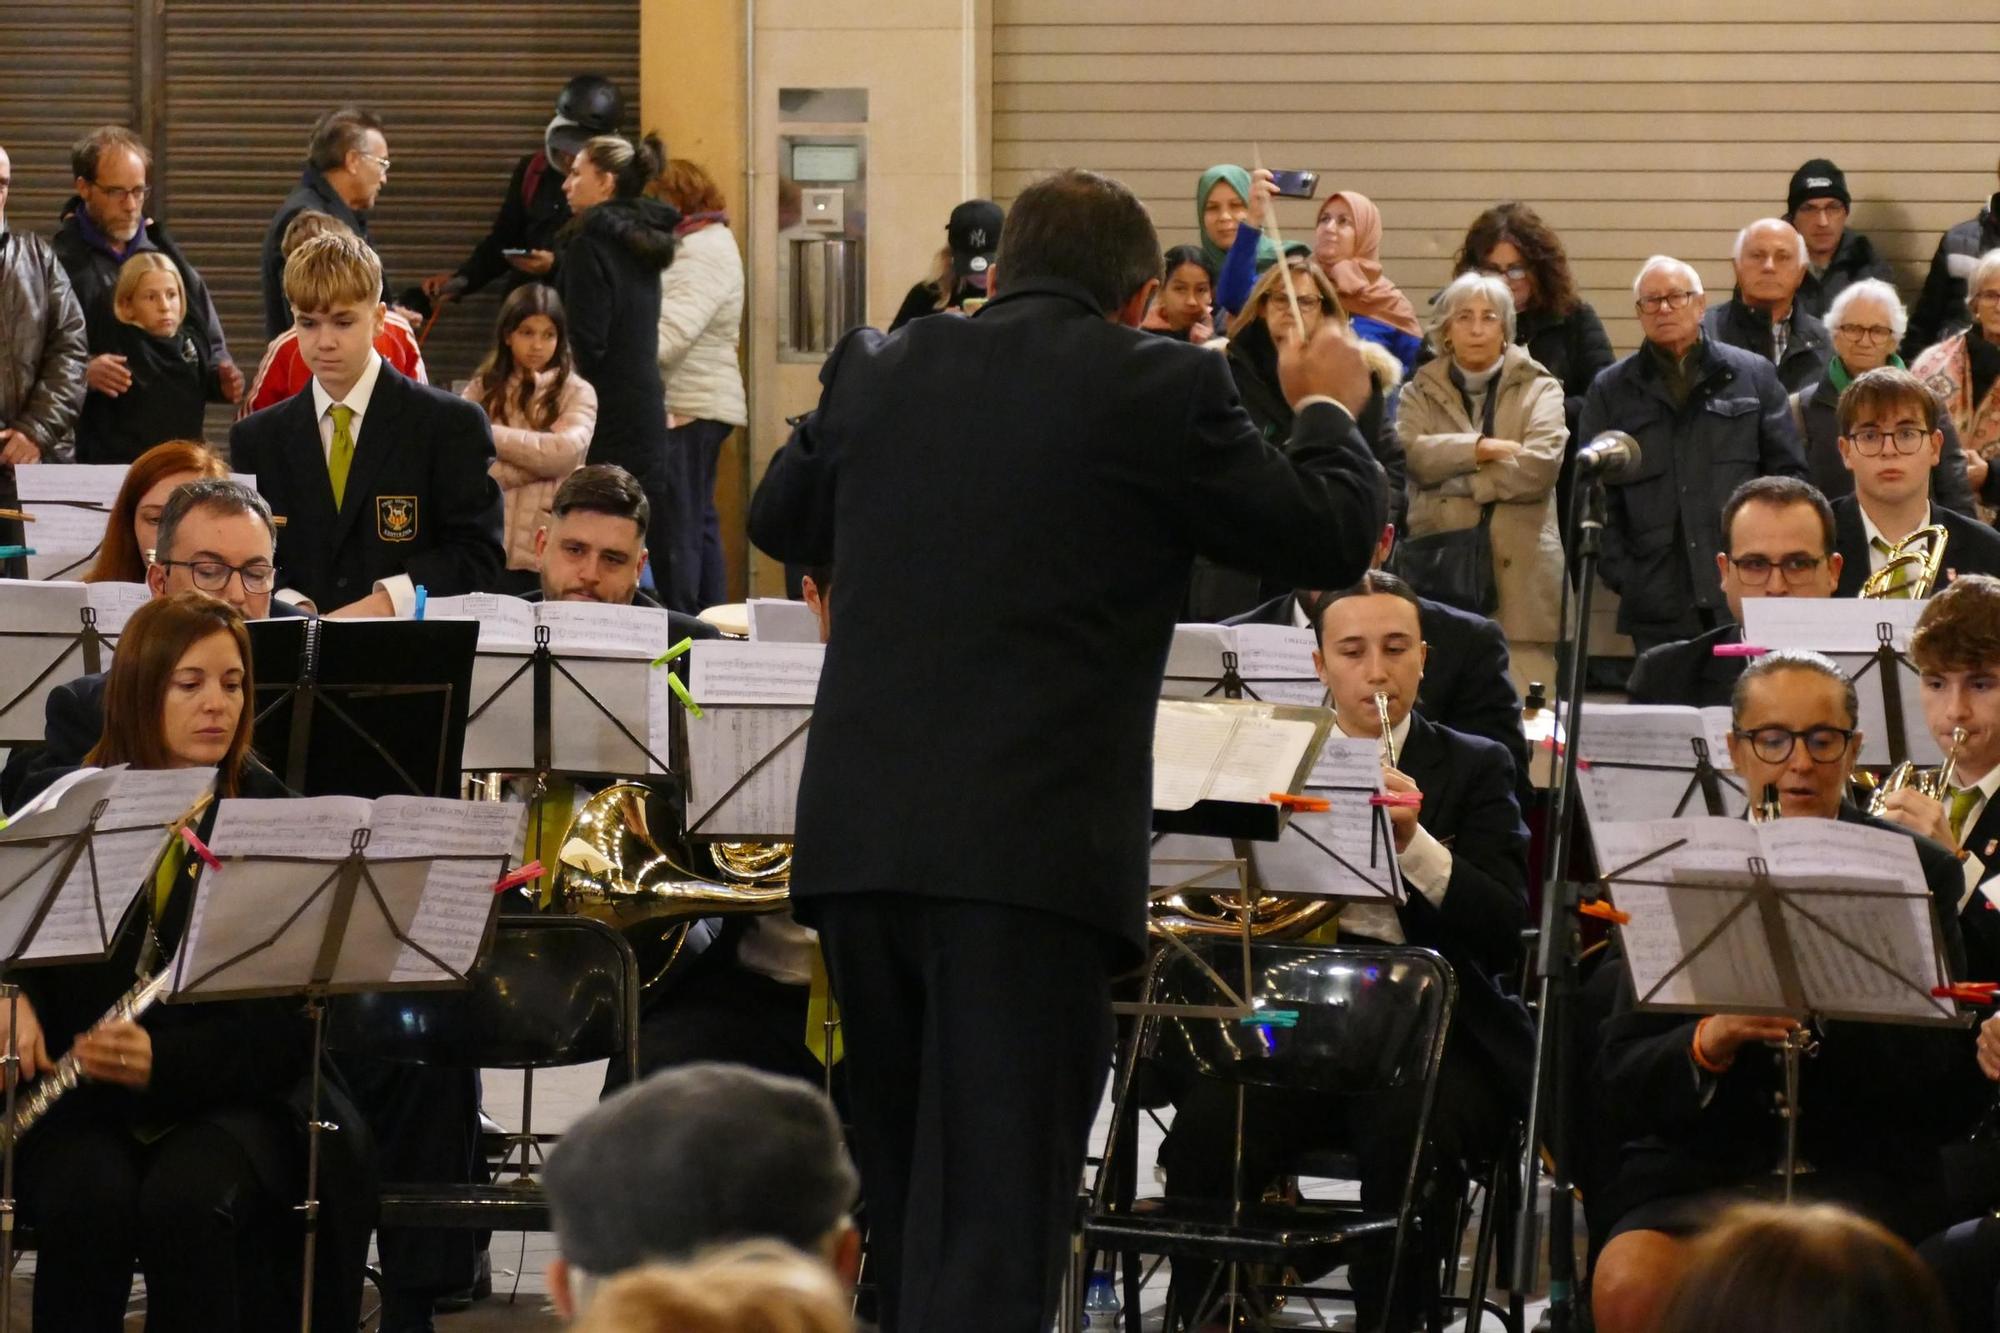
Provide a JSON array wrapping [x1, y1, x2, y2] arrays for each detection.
[[89, 180, 148, 206], [1834, 322, 1895, 344], [1726, 554, 1825, 586], [154, 558, 276, 594], [1733, 725, 1856, 765], [1847, 425, 1932, 455], [1636, 290, 1696, 314]]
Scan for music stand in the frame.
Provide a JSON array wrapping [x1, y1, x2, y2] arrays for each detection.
[[0, 582, 151, 744], [1596, 816, 1959, 1195], [1575, 704, 1747, 825], [1741, 599, 1935, 767], [248, 617, 477, 799], [169, 810, 515, 1332]]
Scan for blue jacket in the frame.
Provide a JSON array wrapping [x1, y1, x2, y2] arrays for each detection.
[[1578, 335, 1807, 641]]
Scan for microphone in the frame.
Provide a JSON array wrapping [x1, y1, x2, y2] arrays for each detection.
[[1574, 431, 1641, 481]]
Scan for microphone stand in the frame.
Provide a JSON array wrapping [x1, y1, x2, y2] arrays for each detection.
[[1511, 472, 1610, 1331]]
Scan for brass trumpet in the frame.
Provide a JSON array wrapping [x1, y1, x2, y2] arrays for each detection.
[[1860, 524, 1950, 599], [1866, 727, 1966, 818]]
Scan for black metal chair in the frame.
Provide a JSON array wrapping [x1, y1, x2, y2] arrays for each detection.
[[326, 913, 640, 1232], [1083, 940, 1456, 1333]]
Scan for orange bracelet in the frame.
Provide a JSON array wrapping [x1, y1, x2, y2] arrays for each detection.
[[1690, 1017, 1731, 1075]]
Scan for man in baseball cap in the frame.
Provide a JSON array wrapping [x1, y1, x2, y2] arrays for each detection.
[[948, 198, 1005, 290]]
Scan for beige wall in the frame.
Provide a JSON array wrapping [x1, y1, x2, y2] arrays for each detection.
[[992, 0, 2000, 354]]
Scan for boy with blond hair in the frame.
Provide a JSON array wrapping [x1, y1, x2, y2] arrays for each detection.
[[230, 230, 502, 615]]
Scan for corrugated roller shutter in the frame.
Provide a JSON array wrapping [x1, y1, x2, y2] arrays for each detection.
[[161, 0, 640, 393], [0, 3, 137, 245], [993, 1, 2000, 354]]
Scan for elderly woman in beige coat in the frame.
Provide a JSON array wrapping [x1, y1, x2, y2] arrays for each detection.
[[1398, 270, 1569, 694]]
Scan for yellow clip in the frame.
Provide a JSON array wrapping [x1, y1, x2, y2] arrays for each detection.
[[666, 672, 704, 719], [651, 636, 694, 669]]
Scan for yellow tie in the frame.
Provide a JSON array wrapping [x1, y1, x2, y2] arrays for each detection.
[[328, 404, 356, 509], [806, 944, 844, 1067], [1870, 536, 1914, 598], [1949, 786, 1983, 843], [152, 839, 189, 921]]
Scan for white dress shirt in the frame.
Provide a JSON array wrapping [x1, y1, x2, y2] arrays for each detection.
[[1954, 761, 2000, 911], [1334, 711, 1454, 945], [301, 352, 415, 615]]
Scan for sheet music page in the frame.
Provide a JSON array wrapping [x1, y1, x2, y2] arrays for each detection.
[[15, 465, 124, 579], [1754, 816, 1929, 889], [426, 593, 537, 648], [1255, 737, 1405, 901], [82, 582, 153, 637], [460, 654, 662, 773], [747, 598, 823, 644], [1780, 890, 1952, 1021], [1595, 818, 1785, 1009], [1575, 704, 1747, 826], [1742, 597, 1924, 655], [1230, 624, 1328, 707], [1698, 708, 1737, 771], [369, 797, 522, 983], [690, 642, 824, 705], [1837, 649, 1943, 767], [0, 767, 121, 961], [647, 671, 674, 776], [1161, 624, 1233, 700], [1151, 702, 1238, 810], [1205, 715, 1319, 804], [533, 600, 675, 657], [0, 581, 92, 743], [22, 766, 215, 963], [685, 706, 810, 836]]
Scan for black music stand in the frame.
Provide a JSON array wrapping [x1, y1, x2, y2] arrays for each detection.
[[248, 617, 477, 799], [169, 826, 512, 1332]]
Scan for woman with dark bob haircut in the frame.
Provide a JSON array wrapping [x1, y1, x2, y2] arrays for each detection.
[[1652, 1203, 1952, 1333]]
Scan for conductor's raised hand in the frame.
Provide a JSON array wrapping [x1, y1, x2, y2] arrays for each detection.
[[1277, 321, 1372, 419]]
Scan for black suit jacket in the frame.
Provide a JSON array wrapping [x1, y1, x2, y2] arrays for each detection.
[[1625, 621, 1747, 709], [229, 361, 504, 611], [1830, 495, 2000, 598], [1228, 590, 1528, 790], [748, 278, 1387, 964], [1594, 808, 1985, 1236], [1393, 711, 1537, 1106]]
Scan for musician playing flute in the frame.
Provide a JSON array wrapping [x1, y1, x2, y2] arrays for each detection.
[[2, 592, 371, 1331], [1159, 571, 1533, 1331], [1590, 650, 1985, 1333]]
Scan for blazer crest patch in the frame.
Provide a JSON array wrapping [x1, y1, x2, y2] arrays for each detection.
[[377, 495, 418, 542]]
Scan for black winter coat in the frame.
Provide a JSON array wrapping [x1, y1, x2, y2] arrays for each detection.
[[1795, 228, 1897, 322], [50, 199, 229, 368], [1703, 297, 1833, 395], [74, 318, 215, 463], [1906, 193, 2000, 361], [260, 166, 379, 339], [557, 197, 680, 468]]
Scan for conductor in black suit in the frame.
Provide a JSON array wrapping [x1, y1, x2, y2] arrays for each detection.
[[230, 231, 503, 617], [1826, 366, 2000, 598], [1163, 572, 1534, 1328], [747, 169, 1388, 1333]]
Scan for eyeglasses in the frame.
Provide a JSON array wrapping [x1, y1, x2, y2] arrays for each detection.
[[1846, 425, 1933, 455], [1726, 553, 1826, 586], [89, 181, 148, 206], [1481, 264, 1529, 282], [1449, 309, 1504, 328], [359, 152, 392, 173], [1733, 725, 1856, 765], [1974, 291, 2000, 308], [1834, 323, 1896, 344], [154, 558, 276, 594], [1636, 290, 1697, 314]]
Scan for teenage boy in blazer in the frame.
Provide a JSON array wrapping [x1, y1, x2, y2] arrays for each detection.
[[230, 230, 503, 617]]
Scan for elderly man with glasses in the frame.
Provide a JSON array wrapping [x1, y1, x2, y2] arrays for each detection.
[[1825, 366, 2000, 596], [50, 125, 240, 418], [1579, 255, 1808, 657]]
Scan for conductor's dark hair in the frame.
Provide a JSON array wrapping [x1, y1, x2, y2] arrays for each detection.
[[1720, 476, 1835, 557], [1311, 570, 1422, 644], [308, 106, 385, 172], [994, 169, 1162, 314], [1731, 649, 1858, 731], [552, 464, 650, 537], [154, 479, 276, 566]]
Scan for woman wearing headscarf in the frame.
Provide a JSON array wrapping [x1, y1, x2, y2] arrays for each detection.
[[1201, 164, 1277, 325]]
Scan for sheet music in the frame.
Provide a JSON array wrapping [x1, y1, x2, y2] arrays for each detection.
[[690, 642, 824, 705], [461, 654, 663, 772], [1780, 891, 1951, 1021], [1741, 599, 1938, 765], [1151, 702, 1315, 811], [1161, 625, 1234, 700], [1261, 737, 1403, 900], [532, 601, 675, 656], [426, 593, 537, 647], [1230, 624, 1327, 707], [685, 706, 810, 836], [20, 766, 215, 963], [1152, 704, 1241, 810], [15, 467, 254, 582], [1575, 704, 1747, 827], [82, 582, 152, 635], [367, 796, 520, 983], [747, 598, 823, 644], [0, 581, 117, 743]]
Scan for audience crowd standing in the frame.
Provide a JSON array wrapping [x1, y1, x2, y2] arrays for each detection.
[[12, 100, 2000, 1333]]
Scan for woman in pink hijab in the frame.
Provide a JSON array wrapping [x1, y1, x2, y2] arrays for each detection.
[[1314, 190, 1424, 373]]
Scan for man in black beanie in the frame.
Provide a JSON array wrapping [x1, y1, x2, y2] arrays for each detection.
[[1787, 157, 1896, 321], [542, 1063, 861, 1319]]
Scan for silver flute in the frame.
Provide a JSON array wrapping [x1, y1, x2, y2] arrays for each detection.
[[1, 967, 172, 1147]]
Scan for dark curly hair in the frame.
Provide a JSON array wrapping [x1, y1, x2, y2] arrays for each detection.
[[1453, 201, 1581, 317]]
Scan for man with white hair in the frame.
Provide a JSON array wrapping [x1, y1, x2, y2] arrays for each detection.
[[1703, 218, 1832, 394], [1578, 255, 1807, 655], [1790, 278, 1978, 512]]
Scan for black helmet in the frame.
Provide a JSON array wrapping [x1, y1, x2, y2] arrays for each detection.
[[555, 75, 624, 134]]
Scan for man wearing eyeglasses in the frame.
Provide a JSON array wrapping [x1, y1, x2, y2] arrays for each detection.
[[49, 125, 241, 417], [1784, 160, 1896, 323], [1628, 476, 1839, 707], [1590, 649, 1985, 1333], [260, 107, 392, 339], [1829, 366, 2000, 597], [1581, 257, 1807, 657]]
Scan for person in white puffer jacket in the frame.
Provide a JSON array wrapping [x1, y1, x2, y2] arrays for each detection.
[[649, 158, 745, 611]]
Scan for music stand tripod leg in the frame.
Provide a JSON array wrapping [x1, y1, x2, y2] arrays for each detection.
[[1781, 1027, 1808, 1204], [297, 993, 329, 1333]]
